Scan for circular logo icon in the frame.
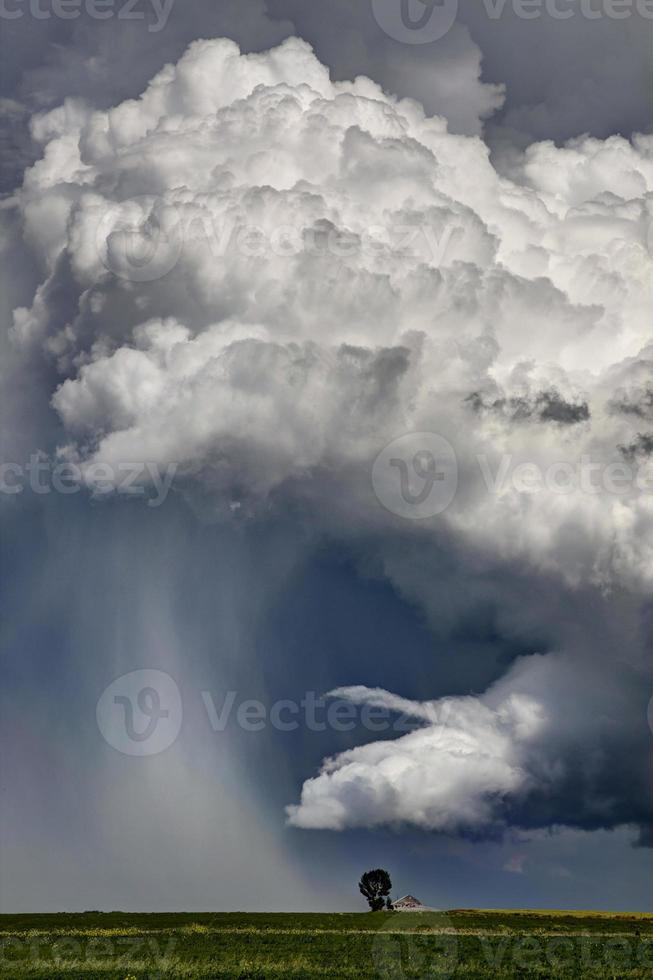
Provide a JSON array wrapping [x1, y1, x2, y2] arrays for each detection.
[[96, 669, 182, 756], [95, 196, 182, 282], [371, 910, 458, 978], [372, 432, 458, 519], [371, 0, 459, 44]]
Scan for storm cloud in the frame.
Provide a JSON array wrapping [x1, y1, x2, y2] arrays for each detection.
[[4, 33, 653, 862]]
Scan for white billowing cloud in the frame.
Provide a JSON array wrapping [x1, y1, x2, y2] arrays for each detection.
[[289, 641, 650, 834], [287, 685, 544, 831], [7, 36, 653, 838]]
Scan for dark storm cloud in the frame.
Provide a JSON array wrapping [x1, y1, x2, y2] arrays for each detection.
[[620, 432, 653, 460], [610, 385, 653, 421], [466, 387, 590, 425]]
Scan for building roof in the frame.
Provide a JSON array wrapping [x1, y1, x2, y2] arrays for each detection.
[[393, 895, 425, 908]]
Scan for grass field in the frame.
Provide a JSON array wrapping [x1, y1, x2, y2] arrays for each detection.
[[1, 909, 652, 978]]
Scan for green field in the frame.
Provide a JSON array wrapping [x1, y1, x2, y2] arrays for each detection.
[[1, 909, 652, 979]]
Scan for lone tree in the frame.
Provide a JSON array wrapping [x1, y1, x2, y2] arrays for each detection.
[[359, 868, 393, 911]]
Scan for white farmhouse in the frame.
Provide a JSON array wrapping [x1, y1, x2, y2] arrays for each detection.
[[392, 895, 431, 911]]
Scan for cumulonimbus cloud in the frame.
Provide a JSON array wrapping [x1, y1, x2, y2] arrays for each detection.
[[7, 35, 653, 840]]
